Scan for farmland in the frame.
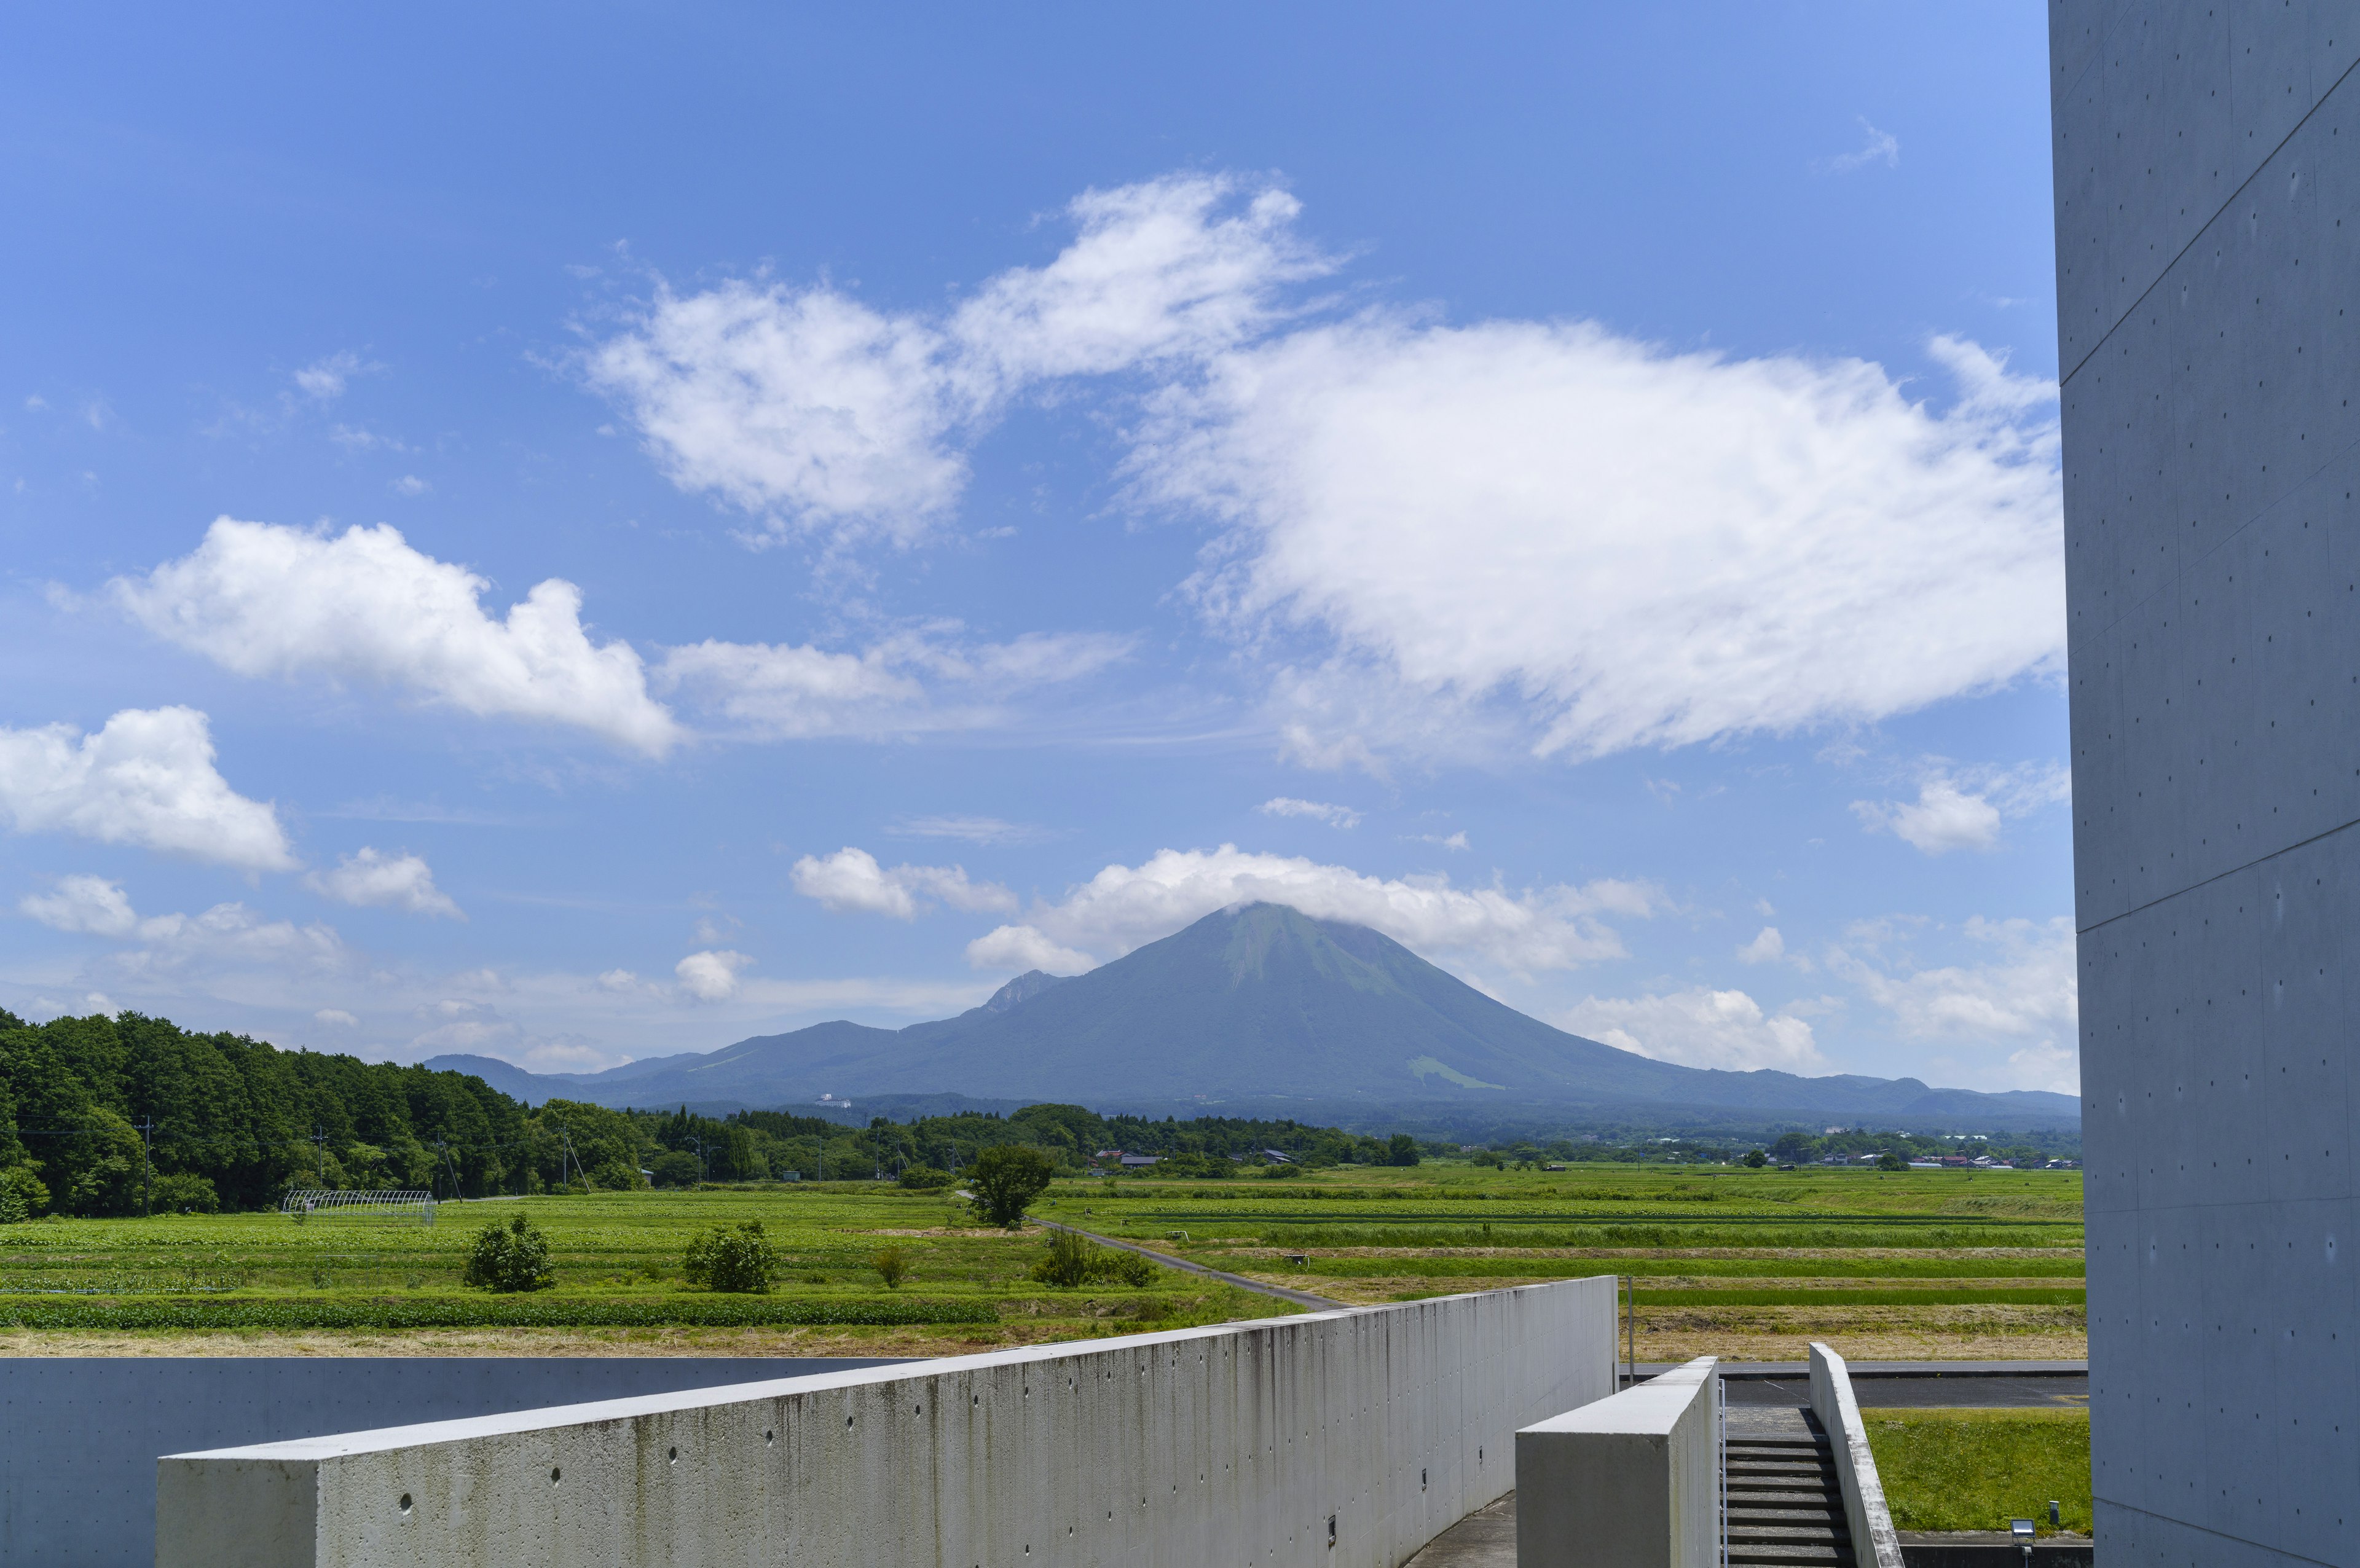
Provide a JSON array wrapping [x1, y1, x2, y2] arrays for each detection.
[[0, 1159, 2082, 1362], [1037, 1159, 2085, 1363]]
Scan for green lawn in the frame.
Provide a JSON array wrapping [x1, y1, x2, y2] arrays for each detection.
[[1865, 1408, 2090, 1535]]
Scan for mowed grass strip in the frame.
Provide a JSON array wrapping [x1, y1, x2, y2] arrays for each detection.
[[0, 1295, 996, 1330], [1138, 1225, 2082, 1251], [1864, 1408, 2090, 1535], [1261, 1255, 2086, 1280]]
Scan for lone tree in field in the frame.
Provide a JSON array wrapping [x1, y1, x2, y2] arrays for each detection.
[[462, 1213, 556, 1293], [968, 1144, 1055, 1229]]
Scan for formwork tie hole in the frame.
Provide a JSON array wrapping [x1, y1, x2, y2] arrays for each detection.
[[765, 1431, 774, 1445], [550, 1468, 561, 1486], [668, 1447, 678, 1464], [399, 1494, 412, 1515]]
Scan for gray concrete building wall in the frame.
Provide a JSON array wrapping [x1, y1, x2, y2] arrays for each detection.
[[2053, 3, 2360, 1562], [0, 1356, 902, 1567], [154, 1279, 1618, 1568]]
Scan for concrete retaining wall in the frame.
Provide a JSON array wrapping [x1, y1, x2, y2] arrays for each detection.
[[1512, 1355, 1720, 1568], [158, 1276, 1618, 1568], [0, 1356, 903, 1568], [1809, 1343, 1901, 1568]]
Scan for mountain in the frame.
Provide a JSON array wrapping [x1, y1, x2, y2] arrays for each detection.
[[427, 903, 2079, 1128]]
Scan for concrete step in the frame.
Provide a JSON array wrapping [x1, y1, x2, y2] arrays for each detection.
[[1726, 1546, 1855, 1566], [1731, 1525, 1851, 1545], [1730, 1506, 1849, 1526]]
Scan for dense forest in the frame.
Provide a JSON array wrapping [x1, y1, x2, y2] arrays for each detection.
[[0, 1010, 1415, 1217]]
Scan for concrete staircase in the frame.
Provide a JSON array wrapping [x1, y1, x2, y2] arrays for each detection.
[[1724, 1424, 1856, 1567]]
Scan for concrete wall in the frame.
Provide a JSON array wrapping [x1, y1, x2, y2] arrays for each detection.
[[1807, 1343, 1899, 1568], [1512, 1355, 1719, 1568], [157, 1277, 1618, 1568], [2051, 2, 2360, 1562], [0, 1357, 902, 1568]]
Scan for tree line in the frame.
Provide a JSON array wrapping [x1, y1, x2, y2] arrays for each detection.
[[0, 1009, 1421, 1217]]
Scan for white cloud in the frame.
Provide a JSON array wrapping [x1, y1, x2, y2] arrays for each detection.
[[1257, 796, 1359, 828], [392, 474, 430, 496], [891, 815, 1052, 845], [965, 844, 1659, 975], [656, 627, 1127, 740], [0, 706, 297, 871], [1133, 308, 2061, 764], [294, 351, 374, 400], [1406, 830, 1469, 850], [584, 174, 1328, 547], [20, 874, 139, 936], [1561, 988, 1828, 1073], [1852, 761, 2069, 855], [1736, 926, 1787, 964], [116, 519, 681, 755], [675, 949, 753, 1002], [116, 902, 349, 978], [790, 846, 1016, 920], [1820, 117, 1901, 174], [596, 969, 642, 992], [1822, 905, 2086, 1075], [304, 847, 464, 919], [966, 924, 1098, 976], [314, 1008, 359, 1027]]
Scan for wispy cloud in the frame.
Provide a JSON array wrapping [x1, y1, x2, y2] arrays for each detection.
[[1818, 117, 1900, 174], [1257, 796, 1359, 828]]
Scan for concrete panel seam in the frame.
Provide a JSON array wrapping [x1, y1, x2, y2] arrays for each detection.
[[2060, 46, 2360, 386]]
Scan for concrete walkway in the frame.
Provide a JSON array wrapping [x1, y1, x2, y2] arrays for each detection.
[[1401, 1492, 1516, 1567], [1036, 1220, 1344, 1309]]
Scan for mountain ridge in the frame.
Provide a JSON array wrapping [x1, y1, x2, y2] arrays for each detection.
[[426, 903, 2076, 1129]]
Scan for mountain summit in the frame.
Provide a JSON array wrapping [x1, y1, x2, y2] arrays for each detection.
[[430, 903, 2076, 1126]]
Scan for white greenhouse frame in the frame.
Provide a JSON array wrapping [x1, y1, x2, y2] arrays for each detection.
[[278, 1188, 438, 1226]]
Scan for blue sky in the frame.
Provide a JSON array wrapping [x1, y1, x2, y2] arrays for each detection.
[[0, 4, 2076, 1092]]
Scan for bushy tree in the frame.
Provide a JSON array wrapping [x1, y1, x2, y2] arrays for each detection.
[[897, 1164, 952, 1190], [648, 1150, 701, 1187], [0, 1164, 49, 1221], [684, 1221, 776, 1293], [151, 1172, 219, 1213], [1876, 1152, 1907, 1172], [1743, 1150, 1769, 1168], [870, 1244, 910, 1289], [969, 1144, 1055, 1228], [462, 1213, 556, 1293], [1385, 1134, 1420, 1167]]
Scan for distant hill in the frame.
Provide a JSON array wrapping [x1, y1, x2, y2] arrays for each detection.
[[428, 903, 2079, 1129]]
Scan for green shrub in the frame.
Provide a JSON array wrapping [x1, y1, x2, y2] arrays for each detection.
[[870, 1245, 910, 1289], [1260, 1162, 1304, 1179], [1385, 1134, 1421, 1167], [151, 1172, 219, 1214], [0, 1165, 48, 1223], [1031, 1227, 1098, 1288], [897, 1165, 953, 1190], [462, 1213, 556, 1293], [1029, 1229, 1165, 1289], [968, 1145, 1055, 1228], [683, 1221, 777, 1293], [1105, 1250, 1160, 1287], [1743, 1150, 1769, 1168]]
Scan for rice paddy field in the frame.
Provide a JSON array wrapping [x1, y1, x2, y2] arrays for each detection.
[[0, 1159, 2082, 1360], [0, 1185, 1283, 1357], [1037, 1158, 2085, 1363]]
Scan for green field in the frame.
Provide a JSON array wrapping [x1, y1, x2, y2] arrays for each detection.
[[0, 1185, 1288, 1353], [1036, 1160, 2085, 1363], [0, 1160, 2083, 1362]]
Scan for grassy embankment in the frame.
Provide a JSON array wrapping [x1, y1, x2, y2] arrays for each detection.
[[1038, 1159, 2085, 1363], [1865, 1408, 2091, 1536]]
